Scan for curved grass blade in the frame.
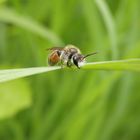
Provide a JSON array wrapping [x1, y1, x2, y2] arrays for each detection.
[[0, 7, 63, 45], [0, 67, 61, 83], [82, 59, 140, 72]]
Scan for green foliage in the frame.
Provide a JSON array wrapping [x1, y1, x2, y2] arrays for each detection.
[[0, 79, 31, 119], [0, 0, 140, 140]]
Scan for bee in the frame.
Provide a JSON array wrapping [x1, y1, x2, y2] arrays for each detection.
[[47, 44, 97, 68]]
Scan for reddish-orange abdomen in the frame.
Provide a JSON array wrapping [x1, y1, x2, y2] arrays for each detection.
[[48, 51, 60, 66]]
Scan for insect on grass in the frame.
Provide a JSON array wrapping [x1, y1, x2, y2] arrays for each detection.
[[47, 44, 98, 68]]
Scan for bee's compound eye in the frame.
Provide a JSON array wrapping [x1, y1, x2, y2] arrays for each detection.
[[72, 55, 79, 68], [72, 54, 85, 68]]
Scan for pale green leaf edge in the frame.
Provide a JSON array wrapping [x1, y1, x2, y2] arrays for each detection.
[[0, 67, 61, 83], [0, 59, 139, 83]]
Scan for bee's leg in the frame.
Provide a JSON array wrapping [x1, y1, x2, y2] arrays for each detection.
[[60, 60, 64, 68], [67, 61, 72, 68]]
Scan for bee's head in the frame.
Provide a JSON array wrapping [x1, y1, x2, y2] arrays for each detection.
[[72, 54, 85, 68], [72, 52, 98, 68]]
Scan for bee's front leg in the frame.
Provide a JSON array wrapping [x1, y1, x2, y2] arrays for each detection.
[[67, 61, 72, 68]]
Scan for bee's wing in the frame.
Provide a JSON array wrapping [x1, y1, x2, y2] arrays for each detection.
[[46, 47, 64, 51]]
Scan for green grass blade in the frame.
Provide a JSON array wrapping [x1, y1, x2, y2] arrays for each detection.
[[0, 67, 61, 83], [0, 7, 63, 45], [0, 59, 139, 83], [95, 0, 118, 59], [83, 59, 140, 71]]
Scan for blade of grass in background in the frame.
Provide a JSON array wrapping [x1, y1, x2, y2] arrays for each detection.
[[95, 0, 118, 59], [0, 7, 64, 45], [82, 0, 104, 53]]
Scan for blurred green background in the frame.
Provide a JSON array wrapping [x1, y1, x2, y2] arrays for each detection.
[[0, 0, 140, 140]]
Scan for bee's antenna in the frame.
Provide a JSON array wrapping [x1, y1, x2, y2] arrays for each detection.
[[83, 51, 98, 59]]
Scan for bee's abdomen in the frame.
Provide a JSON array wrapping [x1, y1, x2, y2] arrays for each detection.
[[48, 51, 60, 66]]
